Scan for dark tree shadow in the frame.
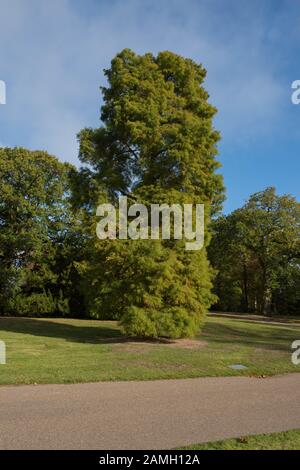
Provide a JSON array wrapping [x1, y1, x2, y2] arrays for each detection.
[[202, 320, 297, 352], [0, 317, 175, 345], [0, 317, 123, 344], [1, 316, 295, 349]]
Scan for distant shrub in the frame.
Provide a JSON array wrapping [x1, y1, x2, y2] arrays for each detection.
[[9, 291, 57, 317]]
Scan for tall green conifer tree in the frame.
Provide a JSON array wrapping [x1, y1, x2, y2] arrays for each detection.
[[78, 49, 224, 337]]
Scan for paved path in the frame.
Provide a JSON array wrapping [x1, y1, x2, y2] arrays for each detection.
[[0, 374, 299, 449]]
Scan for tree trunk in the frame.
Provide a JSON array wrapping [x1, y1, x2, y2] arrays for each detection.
[[242, 262, 249, 312]]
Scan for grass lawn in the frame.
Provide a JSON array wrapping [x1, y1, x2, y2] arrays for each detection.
[[178, 429, 300, 450], [0, 315, 299, 385]]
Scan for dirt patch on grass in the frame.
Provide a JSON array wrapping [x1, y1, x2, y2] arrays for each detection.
[[167, 338, 208, 349], [111, 337, 207, 352]]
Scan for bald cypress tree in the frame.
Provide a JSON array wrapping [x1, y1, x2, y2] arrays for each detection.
[[78, 49, 224, 338]]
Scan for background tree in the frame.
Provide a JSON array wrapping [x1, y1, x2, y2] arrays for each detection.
[[0, 147, 84, 316], [209, 187, 300, 315], [77, 49, 224, 337]]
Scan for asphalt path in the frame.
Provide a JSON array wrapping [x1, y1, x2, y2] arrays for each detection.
[[0, 374, 299, 449]]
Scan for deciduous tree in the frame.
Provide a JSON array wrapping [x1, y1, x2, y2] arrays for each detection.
[[77, 49, 224, 337]]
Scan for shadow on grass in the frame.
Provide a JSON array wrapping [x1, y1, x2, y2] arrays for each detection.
[[0, 316, 296, 349], [0, 317, 175, 345], [202, 321, 297, 351], [0, 317, 123, 344]]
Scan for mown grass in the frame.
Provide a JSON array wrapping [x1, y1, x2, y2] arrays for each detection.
[[178, 429, 300, 450], [0, 315, 299, 385]]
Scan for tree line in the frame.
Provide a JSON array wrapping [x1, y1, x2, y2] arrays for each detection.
[[0, 50, 299, 337], [209, 187, 300, 315]]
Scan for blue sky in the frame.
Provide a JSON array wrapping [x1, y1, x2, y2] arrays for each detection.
[[0, 0, 299, 212]]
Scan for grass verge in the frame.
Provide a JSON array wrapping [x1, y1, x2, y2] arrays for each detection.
[[0, 315, 299, 384], [178, 429, 300, 450]]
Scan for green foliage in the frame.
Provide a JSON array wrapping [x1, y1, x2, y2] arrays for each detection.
[[77, 49, 224, 338], [8, 291, 57, 316], [0, 147, 85, 316], [209, 187, 300, 314], [78, 49, 224, 211]]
